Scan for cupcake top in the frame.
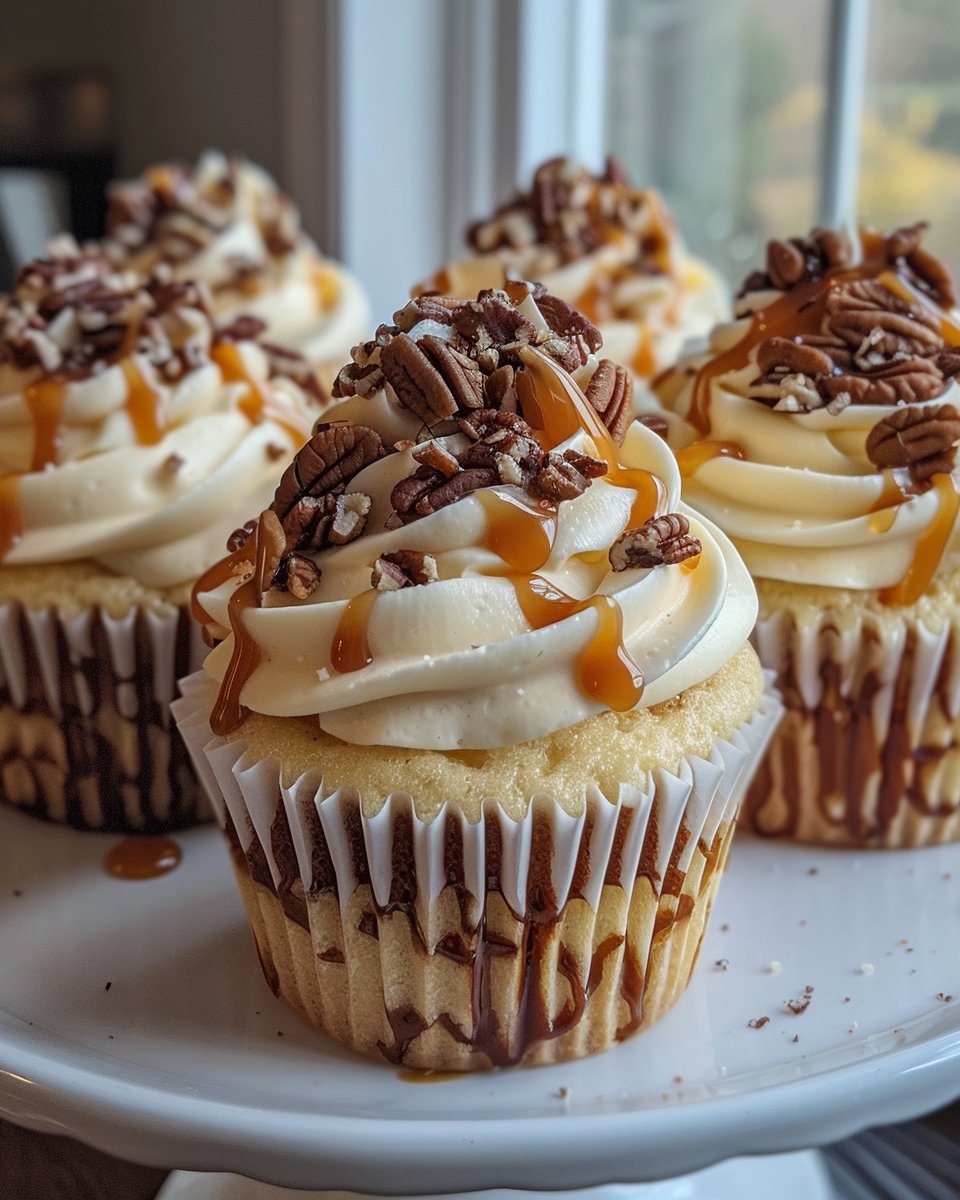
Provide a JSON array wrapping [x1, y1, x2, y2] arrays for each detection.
[[419, 157, 727, 380], [655, 223, 960, 603], [105, 151, 370, 369], [194, 282, 756, 750], [0, 238, 318, 588]]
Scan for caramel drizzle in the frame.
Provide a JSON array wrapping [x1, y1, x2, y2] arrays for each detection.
[[0, 476, 22, 558], [104, 835, 182, 880], [211, 342, 310, 445], [122, 358, 166, 444], [881, 473, 960, 606], [674, 439, 745, 478], [331, 589, 378, 673], [0, 378, 66, 560], [632, 326, 656, 378]]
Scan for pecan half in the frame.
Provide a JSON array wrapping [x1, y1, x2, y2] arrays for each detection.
[[531, 449, 606, 503], [271, 423, 384, 520], [419, 335, 485, 411], [380, 333, 460, 426], [638, 413, 669, 441], [865, 402, 960, 483], [585, 359, 634, 445], [391, 466, 498, 523], [818, 359, 948, 408], [756, 337, 835, 379], [609, 513, 702, 571], [371, 550, 439, 590], [536, 293, 603, 356]]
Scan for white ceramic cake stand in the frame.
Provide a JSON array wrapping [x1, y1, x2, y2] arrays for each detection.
[[0, 805, 957, 1199]]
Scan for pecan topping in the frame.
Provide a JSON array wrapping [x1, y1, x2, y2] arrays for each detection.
[[371, 550, 439, 590], [585, 360, 634, 445], [419, 336, 485, 410], [638, 413, 669, 441], [532, 450, 607, 503], [865, 402, 960, 483], [609, 514, 702, 571], [271, 423, 384, 520], [743, 224, 960, 415], [412, 439, 461, 477], [255, 509, 287, 592], [227, 519, 256, 553]]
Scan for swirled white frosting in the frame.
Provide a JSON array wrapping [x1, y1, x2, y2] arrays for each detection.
[[0, 340, 315, 588], [107, 153, 370, 371], [656, 307, 960, 591], [197, 304, 756, 750]]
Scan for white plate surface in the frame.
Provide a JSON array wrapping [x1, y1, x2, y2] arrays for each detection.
[[0, 805, 958, 1192]]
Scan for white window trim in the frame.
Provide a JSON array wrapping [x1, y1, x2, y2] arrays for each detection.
[[281, 0, 608, 321]]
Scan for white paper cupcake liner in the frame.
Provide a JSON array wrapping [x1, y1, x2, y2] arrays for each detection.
[[0, 598, 211, 831], [173, 671, 781, 1068], [747, 604, 960, 846]]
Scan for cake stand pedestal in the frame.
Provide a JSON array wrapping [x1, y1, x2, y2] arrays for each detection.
[[0, 806, 957, 1195]]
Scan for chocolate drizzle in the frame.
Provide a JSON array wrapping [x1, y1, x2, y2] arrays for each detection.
[[226, 782, 732, 1069], [746, 606, 960, 846]]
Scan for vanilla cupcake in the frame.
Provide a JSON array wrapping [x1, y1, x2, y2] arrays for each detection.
[[0, 241, 317, 830], [105, 151, 370, 390], [655, 223, 960, 847], [418, 157, 727, 387], [174, 283, 779, 1070]]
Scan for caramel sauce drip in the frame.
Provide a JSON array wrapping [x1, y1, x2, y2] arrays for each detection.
[[674, 439, 746, 478], [475, 490, 556, 573], [191, 541, 262, 736], [24, 377, 66, 471], [514, 575, 643, 711], [121, 358, 166, 444], [331, 589, 378, 673], [104, 836, 181, 880], [632, 326, 656, 378], [881, 473, 960, 606], [574, 278, 608, 324], [211, 343, 308, 445], [312, 263, 341, 311], [0, 476, 22, 558]]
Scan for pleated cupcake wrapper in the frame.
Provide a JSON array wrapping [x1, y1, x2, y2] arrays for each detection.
[[0, 598, 211, 832], [174, 672, 781, 1068], [747, 604, 960, 846]]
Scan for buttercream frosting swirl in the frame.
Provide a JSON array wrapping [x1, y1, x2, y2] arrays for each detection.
[[0, 245, 317, 588], [655, 224, 960, 600], [419, 157, 727, 382], [194, 284, 755, 750], [105, 151, 370, 372]]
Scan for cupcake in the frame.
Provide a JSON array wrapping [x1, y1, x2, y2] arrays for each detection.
[[0, 240, 317, 831], [174, 283, 780, 1069], [655, 222, 960, 847], [418, 156, 727, 386], [105, 151, 370, 390]]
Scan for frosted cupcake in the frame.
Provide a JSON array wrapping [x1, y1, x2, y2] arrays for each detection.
[[418, 157, 727, 386], [655, 223, 960, 847], [105, 151, 370, 389], [0, 240, 316, 831], [174, 283, 780, 1069]]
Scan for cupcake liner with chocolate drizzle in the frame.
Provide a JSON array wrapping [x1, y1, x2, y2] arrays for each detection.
[[174, 669, 781, 1069]]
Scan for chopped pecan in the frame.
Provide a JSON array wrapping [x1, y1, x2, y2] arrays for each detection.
[[328, 493, 371, 545], [585, 360, 633, 445], [766, 240, 806, 290], [277, 553, 321, 600], [906, 244, 957, 308], [216, 313, 267, 342], [391, 465, 498, 523], [271, 423, 384, 520], [392, 295, 458, 331], [741, 229, 851, 296], [412, 439, 461, 477], [419, 335, 485, 410], [371, 550, 439, 590], [865, 402, 960, 483], [818, 359, 948, 408], [609, 513, 702, 571], [936, 350, 960, 378], [452, 290, 538, 365], [255, 509, 287, 592], [886, 222, 927, 261], [380, 332, 459, 426]]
